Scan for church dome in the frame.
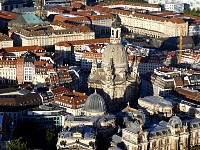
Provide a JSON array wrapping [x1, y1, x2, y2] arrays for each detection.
[[102, 44, 128, 69], [168, 116, 182, 128], [85, 93, 107, 113]]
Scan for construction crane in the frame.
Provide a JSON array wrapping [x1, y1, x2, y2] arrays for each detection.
[[179, 26, 183, 64]]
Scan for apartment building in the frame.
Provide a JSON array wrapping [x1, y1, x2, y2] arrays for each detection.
[[24, 60, 35, 83], [140, 67, 182, 97], [55, 38, 109, 66], [129, 54, 165, 76], [52, 90, 88, 116], [0, 58, 35, 84], [163, 2, 184, 13], [181, 50, 200, 64], [0, 59, 17, 84], [9, 22, 95, 49], [82, 51, 102, 71], [0, 34, 13, 48]]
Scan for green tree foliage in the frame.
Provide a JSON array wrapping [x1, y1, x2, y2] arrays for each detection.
[[183, 8, 200, 16], [191, 145, 200, 150], [7, 137, 27, 150], [46, 128, 56, 144], [14, 121, 38, 148]]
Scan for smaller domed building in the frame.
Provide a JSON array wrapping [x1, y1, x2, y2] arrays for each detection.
[[64, 92, 116, 137], [84, 92, 107, 116]]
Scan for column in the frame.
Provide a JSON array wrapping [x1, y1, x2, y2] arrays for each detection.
[[171, 137, 179, 150]]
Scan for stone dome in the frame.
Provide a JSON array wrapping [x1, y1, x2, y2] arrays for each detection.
[[85, 93, 107, 113], [168, 116, 182, 128], [102, 44, 128, 69]]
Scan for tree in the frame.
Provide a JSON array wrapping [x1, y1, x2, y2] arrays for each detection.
[[7, 137, 27, 150], [46, 128, 57, 145], [183, 8, 200, 16], [15, 121, 38, 148], [191, 145, 200, 150]]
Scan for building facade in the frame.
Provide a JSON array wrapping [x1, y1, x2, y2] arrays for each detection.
[[0, 34, 13, 48], [86, 5, 188, 38], [148, 0, 200, 10], [88, 21, 139, 111], [53, 91, 88, 116], [9, 24, 95, 49], [55, 38, 109, 66], [122, 114, 200, 150]]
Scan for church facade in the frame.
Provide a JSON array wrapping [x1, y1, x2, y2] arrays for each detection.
[[88, 20, 139, 112]]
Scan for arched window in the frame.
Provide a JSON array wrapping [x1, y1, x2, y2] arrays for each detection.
[[152, 141, 156, 148], [112, 30, 114, 36]]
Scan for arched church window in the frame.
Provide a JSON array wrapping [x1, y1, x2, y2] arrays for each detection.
[[152, 141, 156, 148], [116, 30, 118, 38], [112, 30, 114, 36]]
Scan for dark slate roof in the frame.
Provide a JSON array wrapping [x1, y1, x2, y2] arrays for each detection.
[[12, 7, 36, 14], [0, 93, 42, 106], [189, 117, 200, 128], [147, 121, 170, 137], [8, 14, 49, 27], [159, 36, 195, 45], [0, 87, 18, 94], [15, 14, 44, 24], [85, 92, 107, 113], [59, 125, 96, 139]]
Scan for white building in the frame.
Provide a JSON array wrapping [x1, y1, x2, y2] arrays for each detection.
[[138, 96, 173, 117], [164, 2, 184, 13], [53, 91, 88, 116], [148, 0, 200, 10], [24, 60, 35, 83], [56, 125, 96, 150], [55, 38, 109, 65], [189, 24, 200, 36], [0, 34, 13, 48]]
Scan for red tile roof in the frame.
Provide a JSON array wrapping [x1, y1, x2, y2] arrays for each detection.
[[0, 45, 45, 53], [98, 1, 160, 8], [55, 38, 110, 47], [0, 10, 19, 20]]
